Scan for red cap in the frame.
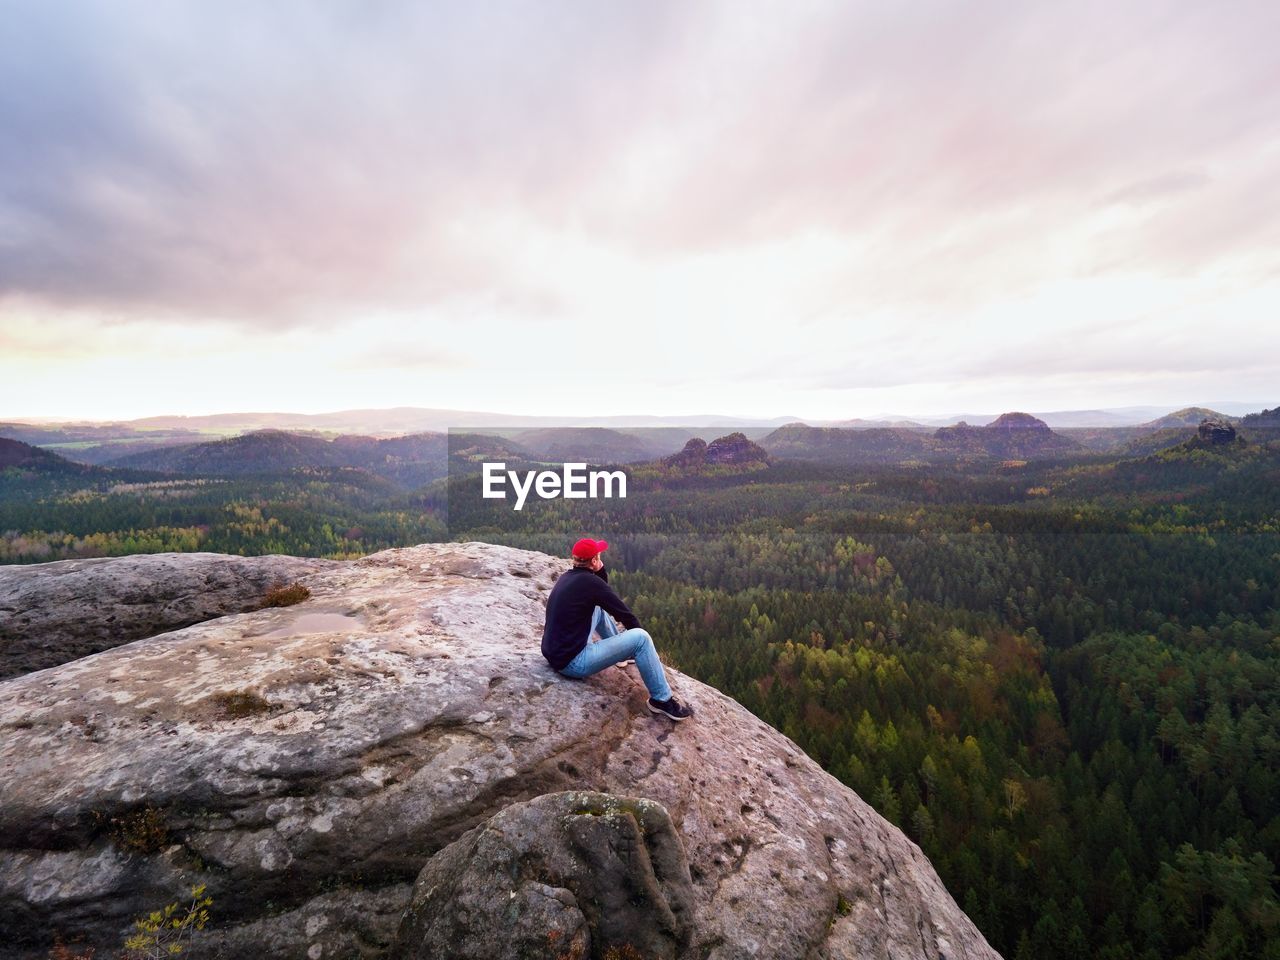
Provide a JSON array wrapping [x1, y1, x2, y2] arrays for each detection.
[[571, 537, 609, 560]]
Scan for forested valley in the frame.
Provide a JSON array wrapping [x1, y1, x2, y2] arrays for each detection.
[[2, 432, 1278, 958], [450, 440, 1280, 960]]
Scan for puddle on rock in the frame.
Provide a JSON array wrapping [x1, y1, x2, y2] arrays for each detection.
[[260, 613, 364, 640]]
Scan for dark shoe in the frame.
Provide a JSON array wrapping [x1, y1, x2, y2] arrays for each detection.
[[647, 696, 693, 721]]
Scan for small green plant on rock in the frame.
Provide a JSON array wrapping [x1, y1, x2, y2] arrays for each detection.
[[121, 884, 212, 959], [92, 807, 169, 855]]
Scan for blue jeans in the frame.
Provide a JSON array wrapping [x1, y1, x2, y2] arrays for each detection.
[[559, 606, 673, 702]]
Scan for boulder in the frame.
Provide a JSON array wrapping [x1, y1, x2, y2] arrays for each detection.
[[391, 791, 694, 960], [0, 542, 1000, 960]]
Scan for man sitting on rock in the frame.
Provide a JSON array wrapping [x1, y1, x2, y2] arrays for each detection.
[[541, 537, 693, 721]]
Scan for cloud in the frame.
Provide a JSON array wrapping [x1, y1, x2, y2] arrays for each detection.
[[1102, 169, 1212, 208], [343, 343, 464, 371], [0, 2, 683, 326], [1, 1, 1277, 421], [3, 0, 1278, 334]]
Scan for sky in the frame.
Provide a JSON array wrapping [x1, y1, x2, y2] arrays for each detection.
[[1, 0, 1278, 422]]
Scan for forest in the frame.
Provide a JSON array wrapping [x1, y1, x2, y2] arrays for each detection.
[[2, 432, 1278, 959]]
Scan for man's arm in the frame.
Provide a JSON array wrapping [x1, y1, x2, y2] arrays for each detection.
[[593, 563, 609, 583], [594, 578, 639, 630]]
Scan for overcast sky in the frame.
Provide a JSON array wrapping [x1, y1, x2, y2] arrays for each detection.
[[2, 0, 1277, 421]]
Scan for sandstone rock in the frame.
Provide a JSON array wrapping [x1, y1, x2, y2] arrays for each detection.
[[1197, 417, 1237, 445], [0, 552, 334, 680], [0, 542, 1001, 960], [391, 791, 694, 960], [704, 432, 769, 465], [663, 437, 708, 468], [663, 434, 768, 469]]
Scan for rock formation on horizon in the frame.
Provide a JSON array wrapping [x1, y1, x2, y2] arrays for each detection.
[[663, 433, 769, 469], [1197, 417, 1237, 445], [663, 436, 709, 467], [0, 543, 1000, 960]]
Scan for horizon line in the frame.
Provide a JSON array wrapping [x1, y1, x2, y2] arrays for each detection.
[[4, 399, 1274, 428]]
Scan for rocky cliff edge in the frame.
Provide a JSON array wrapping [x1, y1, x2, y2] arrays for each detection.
[[0, 542, 1000, 960]]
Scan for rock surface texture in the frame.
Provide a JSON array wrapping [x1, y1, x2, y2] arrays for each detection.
[[0, 552, 334, 679], [0, 542, 1001, 960]]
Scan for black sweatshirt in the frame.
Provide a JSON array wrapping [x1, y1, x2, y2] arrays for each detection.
[[541, 565, 641, 670]]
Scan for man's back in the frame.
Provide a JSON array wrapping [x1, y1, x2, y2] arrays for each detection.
[[541, 565, 639, 670]]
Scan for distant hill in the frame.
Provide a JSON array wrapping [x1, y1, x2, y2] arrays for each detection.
[[1139, 407, 1232, 430], [107, 430, 347, 475], [446, 433, 536, 469], [60, 437, 222, 466], [1, 422, 209, 466], [10, 402, 1276, 440], [1114, 427, 1200, 458], [1058, 408, 1235, 454], [761, 424, 933, 464], [1114, 415, 1278, 465], [762, 413, 1081, 463], [1240, 406, 1280, 429], [0, 437, 87, 473], [905, 407, 1170, 428], [106, 430, 448, 487], [507, 427, 662, 464], [617, 426, 774, 450], [826, 418, 928, 430], [327, 433, 448, 487], [1055, 427, 1149, 453], [116, 407, 804, 434], [897, 404, 1267, 428], [0, 437, 100, 493], [1146, 431, 1250, 463], [1112, 410, 1280, 459], [0, 422, 206, 446], [932, 412, 1083, 459]]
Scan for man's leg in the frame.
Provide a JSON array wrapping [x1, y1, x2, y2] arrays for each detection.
[[591, 605, 620, 639], [559, 627, 673, 703], [590, 605, 635, 669]]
